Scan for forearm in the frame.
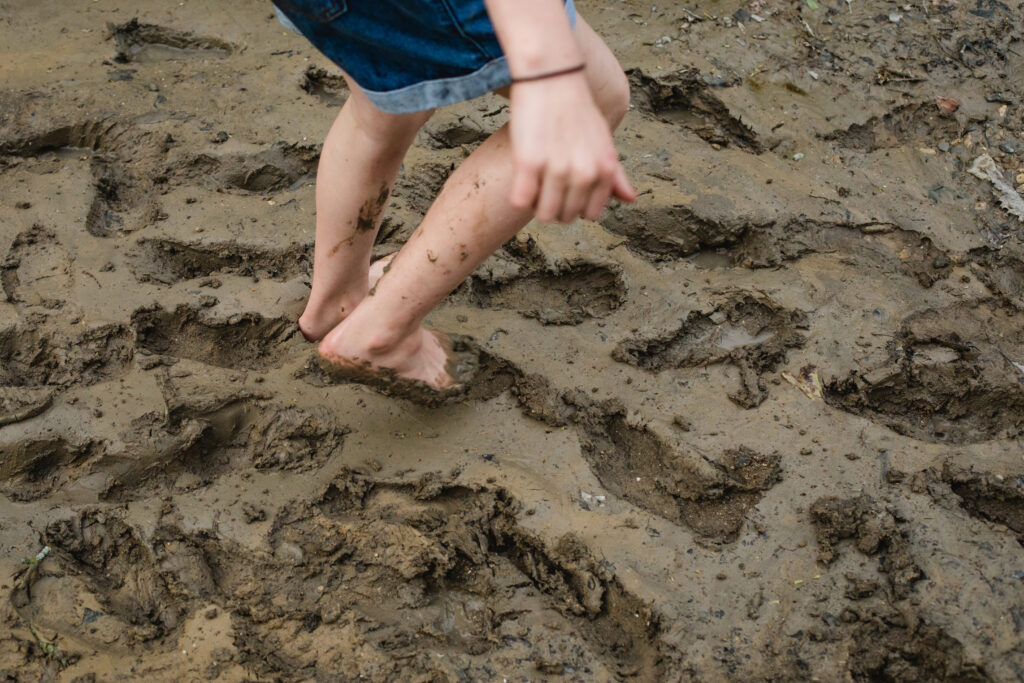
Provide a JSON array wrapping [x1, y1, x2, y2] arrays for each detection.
[[483, 0, 582, 75]]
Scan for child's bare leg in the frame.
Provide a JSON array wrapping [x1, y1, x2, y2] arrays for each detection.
[[298, 83, 432, 342], [318, 18, 629, 388]]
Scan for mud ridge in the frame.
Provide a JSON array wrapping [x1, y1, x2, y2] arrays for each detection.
[[826, 301, 1024, 444], [614, 293, 807, 407], [131, 237, 311, 284], [132, 304, 294, 371]]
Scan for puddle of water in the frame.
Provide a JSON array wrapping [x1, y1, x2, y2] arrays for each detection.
[[715, 323, 775, 350], [688, 251, 734, 269]]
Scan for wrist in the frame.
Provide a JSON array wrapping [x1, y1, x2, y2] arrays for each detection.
[[510, 62, 586, 84]]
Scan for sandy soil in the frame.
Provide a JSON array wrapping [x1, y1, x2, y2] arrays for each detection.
[[2, 0, 1024, 680]]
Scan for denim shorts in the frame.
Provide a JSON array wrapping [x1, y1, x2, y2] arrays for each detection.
[[273, 0, 576, 114]]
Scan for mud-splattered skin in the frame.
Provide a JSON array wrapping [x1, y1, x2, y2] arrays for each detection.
[[3, 0, 1024, 680], [355, 182, 390, 233]]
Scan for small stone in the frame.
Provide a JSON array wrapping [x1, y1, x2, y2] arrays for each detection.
[[999, 143, 1017, 154], [147, 82, 159, 92], [212, 131, 229, 144], [937, 142, 950, 152], [204, 607, 219, 619]]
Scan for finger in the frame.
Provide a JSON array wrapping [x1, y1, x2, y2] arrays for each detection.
[[534, 170, 568, 223], [559, 169, 598, 223], [611, 163, 637, 202], [582, 175, 614, 220], [509, 162, 542, 210]]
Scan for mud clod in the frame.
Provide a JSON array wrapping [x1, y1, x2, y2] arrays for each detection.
[[810, 495, 922, 598]]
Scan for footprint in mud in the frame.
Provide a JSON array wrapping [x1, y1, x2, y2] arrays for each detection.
[[821, 101, 961, 153], [22, 472, 667, 680], [100, 400, 348, 502], [601, 196, 954, 288], [419, 115, 492, 151], [130, 237, 311, 285], [628, 67, 761, 152], [108, 18, 234, 62], [25, 511, 185, 647], [0, 321, 134, 388], [826, 301, 1024, 444], [132, 304, 295, 371], [2, 224, 73, 305], [579, 408, 782, 542], [614, 293, 807, 407], [920, 460, 1024, 546], [238, 470, 667, 680], [301, 66, 348, 106], [465, 238, 627, 325], [0, 436, 105, 502], [512, 375, 782, 542], [601, 199, 759, 262], [807, 494, 990, 680], [0, 118, 131, 158], [85, 159, 164, 238], [390, 161, 453, 216], [175, 143, 319, 195]]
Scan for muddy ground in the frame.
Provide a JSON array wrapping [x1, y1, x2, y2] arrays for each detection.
[[1, 0, 1024, 680]]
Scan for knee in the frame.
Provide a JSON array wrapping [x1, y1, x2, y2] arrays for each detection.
[[594, 67, 630, 129]]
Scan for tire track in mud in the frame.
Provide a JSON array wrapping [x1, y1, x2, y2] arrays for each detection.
[[14, 471, 668, 681]]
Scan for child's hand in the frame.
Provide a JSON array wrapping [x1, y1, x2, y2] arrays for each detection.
[[508, 73, 636, 223]]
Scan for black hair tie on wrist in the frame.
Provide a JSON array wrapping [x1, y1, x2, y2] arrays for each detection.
[[510, 63, 586, 84]]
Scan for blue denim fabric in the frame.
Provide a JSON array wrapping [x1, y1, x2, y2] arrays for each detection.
[[273, 0, 576, 113]]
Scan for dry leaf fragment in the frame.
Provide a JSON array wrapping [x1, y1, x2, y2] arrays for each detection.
[[934, 96, 960, 114], [781, 365, 824, 400]]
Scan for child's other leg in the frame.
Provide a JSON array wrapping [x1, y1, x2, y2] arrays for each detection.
[[317, 18, 629, 388], [298, 81, 432, 342]]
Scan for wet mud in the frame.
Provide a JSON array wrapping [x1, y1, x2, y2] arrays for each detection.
[[3, 0, 1024, 680]]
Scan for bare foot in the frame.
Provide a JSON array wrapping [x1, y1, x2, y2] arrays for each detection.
[[298, 253, 397, 342], [317, 317, 455, 390]]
